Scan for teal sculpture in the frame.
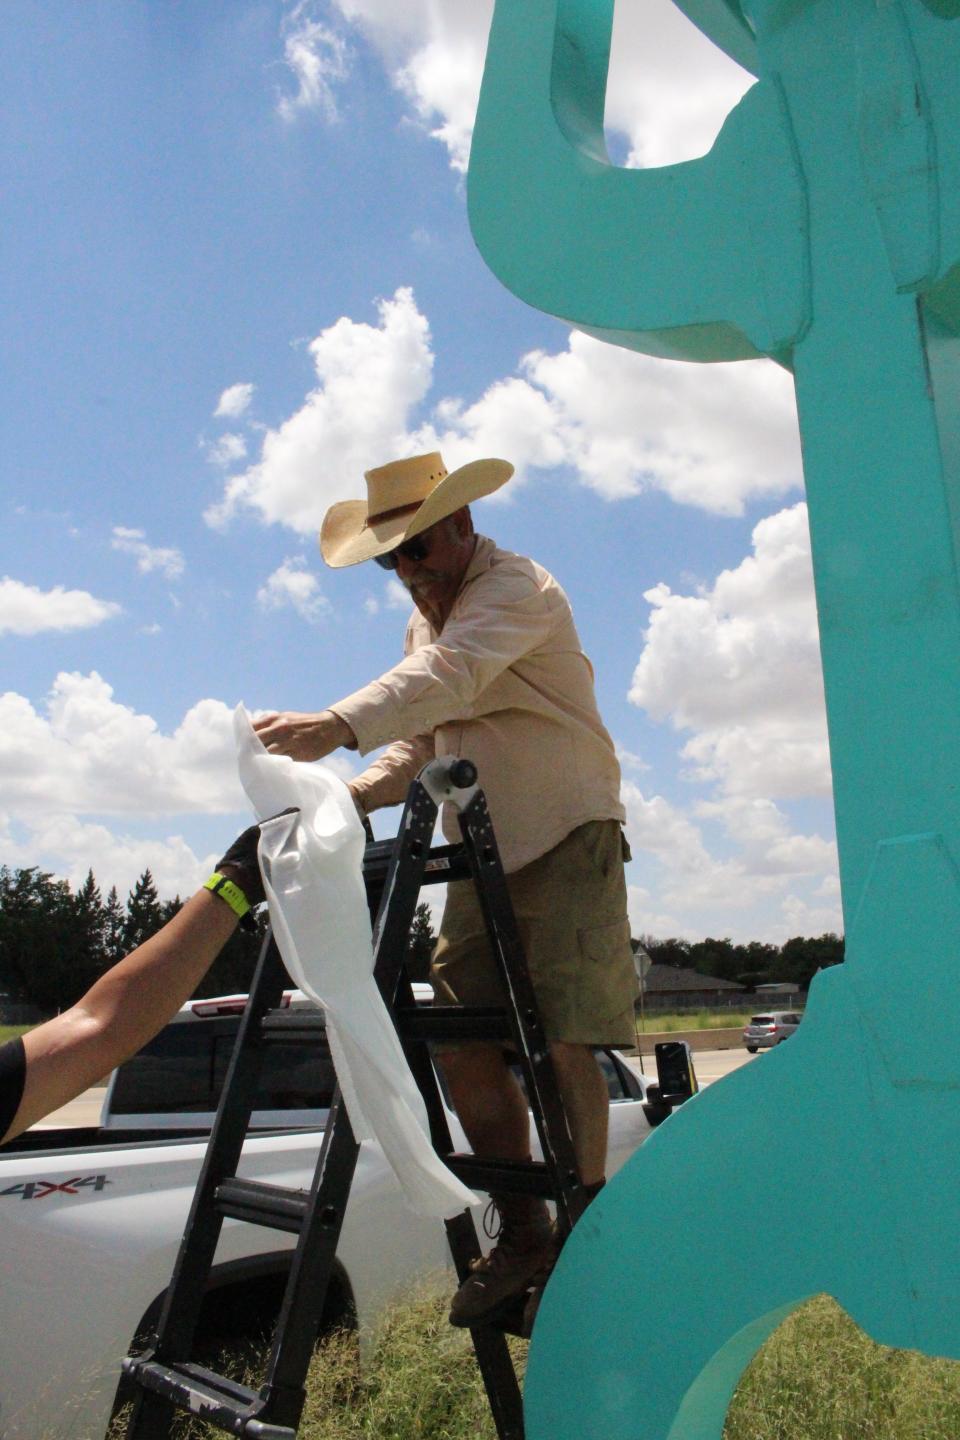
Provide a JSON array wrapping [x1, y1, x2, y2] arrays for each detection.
[[467, 2, 960, 1436]]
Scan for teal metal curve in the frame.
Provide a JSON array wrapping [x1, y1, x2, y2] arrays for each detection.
[[528, 832, 960, 1438], [467, 2, 960, 1436]]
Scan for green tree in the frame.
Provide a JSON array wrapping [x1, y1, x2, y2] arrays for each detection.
[[160, 895, 183, 925], [689, 937, 739, 982], [121, 869, 163, 953], [0, 867, 31, 1003], [780, 933, 844, 988], [71, 869, 108, 993], [102, 885, 126, 966], [641, 936, 691, 969], [407, 901, 437, 983], [739, 939, 781, 985], [0, 867, 77, 1012]]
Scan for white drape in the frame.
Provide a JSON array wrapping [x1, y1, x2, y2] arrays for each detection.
[[234, 705, 476, 1219]]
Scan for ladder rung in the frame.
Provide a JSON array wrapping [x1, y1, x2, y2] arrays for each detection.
[[215, 1177, 310, 1233], [260, 1009, 326, 1042], [444, 1154, 564, 1197], [363, 840, 473, 890], [123, 1357, 298, 1436], [395, 1004, 512, 1042]]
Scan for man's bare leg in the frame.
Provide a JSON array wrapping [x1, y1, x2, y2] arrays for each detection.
[[548, 1041, 609, 1187], [440, 1040, 609, 1183], [440, 1041, 554, 1326], [438, 1041, 531, 1160], [513, 1042, 610, 1336]]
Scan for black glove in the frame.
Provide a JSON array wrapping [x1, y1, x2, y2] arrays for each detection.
[[216, 808, 298, 910]]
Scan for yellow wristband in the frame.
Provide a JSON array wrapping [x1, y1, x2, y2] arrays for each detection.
[[204, 872, 252, 924]]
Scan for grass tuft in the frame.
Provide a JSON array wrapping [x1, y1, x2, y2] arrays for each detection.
[[297, 1283, 523, 1440], [110, 1284, 521, 1440]]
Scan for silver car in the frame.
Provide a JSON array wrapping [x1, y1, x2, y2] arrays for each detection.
[[742, 1011, 803, 1052]]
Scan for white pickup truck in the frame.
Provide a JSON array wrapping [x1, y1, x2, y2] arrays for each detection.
[[0, 993, 656, 1440]]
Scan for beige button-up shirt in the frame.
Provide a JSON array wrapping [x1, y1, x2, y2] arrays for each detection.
[[332, 536, 625, 873]]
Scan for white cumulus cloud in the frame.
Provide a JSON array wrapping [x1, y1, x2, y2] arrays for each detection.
[[257, 557, 331, 624], [0, 675, 367, 901], [205, 288, 434, 534], [619, 503, 840, 940], [621, 780, 839, 943], [206, 433, 248, 467], [1, 814, 215, 905], [385, 577, 412, 610], [630, 503, 830, 799], [420, 327, 800, 513], [111, 526, 185, 581], [327, 0, 753, 173], [214, 382, 255, 419], [206, 289, 801, 533], [0, 672, 244, 818], [278, 3, 351, 123], [605, 0, 754, 169], [0, 578, 121, 636]]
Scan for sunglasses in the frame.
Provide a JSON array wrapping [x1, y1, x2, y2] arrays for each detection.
[[374, 532, 433, 571]]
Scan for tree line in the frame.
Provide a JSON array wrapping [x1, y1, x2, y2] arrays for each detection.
[[0, 867, 442, 1018], [0, 866, 266, 1016], [0, 860, 838, 1017], [637, 932, 844, 992]]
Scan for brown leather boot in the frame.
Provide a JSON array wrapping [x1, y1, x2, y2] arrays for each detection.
[[521, 1180, 605, 1336], [449, 1194, 555, 1327]]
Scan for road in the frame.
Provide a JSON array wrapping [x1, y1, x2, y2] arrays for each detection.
[[624, 1045, 759, 1090], [31, 1086, 108, 1130], [688, 1047, 759, 1087]]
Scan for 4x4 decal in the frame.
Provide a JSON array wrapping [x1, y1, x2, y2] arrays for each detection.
[[1, 1175, 111, 1200]]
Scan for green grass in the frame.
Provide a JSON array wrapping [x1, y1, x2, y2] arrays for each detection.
[[111, 1283, 523, 1440], [110, 1289, 960, 1440], [635, 1009, 757, 1033], [295, 1285, 526, 1440], [0, 1024, 32, 1045], [726, 1295, 960, 1440]]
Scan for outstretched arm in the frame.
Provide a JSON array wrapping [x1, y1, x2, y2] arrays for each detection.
[[1, 821, 269, 1145], [8, 889, 240, 1142]]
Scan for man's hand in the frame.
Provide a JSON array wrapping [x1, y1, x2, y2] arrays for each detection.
[[252, 709, 356, 761]]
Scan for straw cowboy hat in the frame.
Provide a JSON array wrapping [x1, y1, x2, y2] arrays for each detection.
[[319, 452, 514, 568]]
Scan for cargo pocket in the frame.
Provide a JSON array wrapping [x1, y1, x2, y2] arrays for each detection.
[[577, 819, 620, 878], [576, 916, 636, 1028]]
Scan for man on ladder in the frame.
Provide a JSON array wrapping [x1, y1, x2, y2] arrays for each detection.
[[254, 450, 638, 1330]]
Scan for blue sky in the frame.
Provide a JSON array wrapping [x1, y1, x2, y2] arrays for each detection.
[[1, 0, 840, 942]]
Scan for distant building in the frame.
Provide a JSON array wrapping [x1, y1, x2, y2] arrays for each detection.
[[750, 981, 806, 1006], [638, 964, 749, 1012]]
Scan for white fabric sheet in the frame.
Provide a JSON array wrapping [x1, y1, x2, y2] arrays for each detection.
[[234, 705, 476, 1219]]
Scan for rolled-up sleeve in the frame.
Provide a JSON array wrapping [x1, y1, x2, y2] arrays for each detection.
[[348, 733, 434, 812], [331, 570, 562, 755]]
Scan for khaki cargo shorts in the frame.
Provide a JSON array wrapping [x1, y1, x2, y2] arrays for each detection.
[[430, 819, 639, 1047]]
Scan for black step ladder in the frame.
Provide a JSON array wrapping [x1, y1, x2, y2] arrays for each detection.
[[122, 758, 586, 1440]]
